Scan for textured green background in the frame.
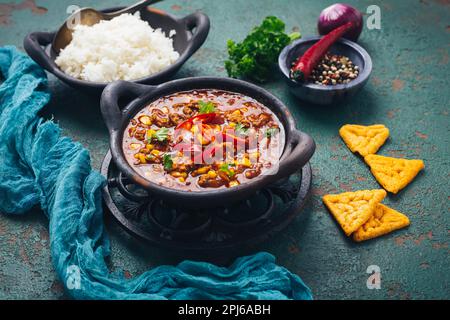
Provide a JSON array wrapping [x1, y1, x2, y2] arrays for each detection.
[[0, 0, 449, 299]]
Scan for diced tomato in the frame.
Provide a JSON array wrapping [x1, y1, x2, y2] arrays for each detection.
[[175, 113, 217, 130]]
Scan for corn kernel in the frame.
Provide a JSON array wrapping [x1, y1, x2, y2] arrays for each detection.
[[138, 154, 146, 164], [241, 157, 252, 167], [130, 143, 141, 150], [147, 129, 156, 138], [171, 171, 187, 178], [207, 170, 217, 179], [151, 149, 160, 156], [229, 180, 240, 187], [146, 144, 154, 150]]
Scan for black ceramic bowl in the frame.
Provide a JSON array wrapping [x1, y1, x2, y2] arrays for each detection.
[[100, 77, 316, 209], [279, 36, 372, 105], [23, 7, 210, 93]]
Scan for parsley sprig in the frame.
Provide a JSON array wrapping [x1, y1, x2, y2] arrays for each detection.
[[225, 16, 301, 83], [163, 154, 173, 171]]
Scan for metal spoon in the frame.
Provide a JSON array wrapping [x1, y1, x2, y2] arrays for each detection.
[[52, 0, 163, 54]]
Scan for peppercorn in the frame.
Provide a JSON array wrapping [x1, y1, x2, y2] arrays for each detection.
[[309, 52, 359, 86]]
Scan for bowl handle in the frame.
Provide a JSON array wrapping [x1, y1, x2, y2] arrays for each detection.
[[180, 12, 210, 55], [101, 81, 156, 133], [272, 130, 315, 180], [23, 31, 56, 72]]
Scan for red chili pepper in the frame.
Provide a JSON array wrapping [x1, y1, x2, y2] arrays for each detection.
[[175, 113, 217, 130], [290, 22, 354, 82]]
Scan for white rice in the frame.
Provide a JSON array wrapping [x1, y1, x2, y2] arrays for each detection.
[[55, 13, 180, 82]]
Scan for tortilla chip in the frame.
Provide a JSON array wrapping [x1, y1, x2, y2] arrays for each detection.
[[339, 124, 389, 156], [353, 204, 410, 242], [364, 154, 424, 194], [322, 189, 387, 236]]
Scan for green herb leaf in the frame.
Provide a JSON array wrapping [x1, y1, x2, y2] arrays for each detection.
[[163, 154, 173, 171], [219, 163, 235, 178], [152, 127, 169, 142], [198, 100, 216, 114], [225, 16, 301, 83], [235, 123, 248, 136], [265, 127, 279, 138]]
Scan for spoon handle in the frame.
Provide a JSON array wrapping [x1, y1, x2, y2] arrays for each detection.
[[105, 0, 164, 18]]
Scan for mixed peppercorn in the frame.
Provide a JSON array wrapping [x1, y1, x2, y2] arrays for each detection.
[[309, 52, 359, 85]]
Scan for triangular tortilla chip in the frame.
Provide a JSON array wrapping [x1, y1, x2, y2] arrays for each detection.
[[322, 189, 387, 236], [364, 154, 424, 194], [353, 204, 410, 242], [339, 124, 389, 156]]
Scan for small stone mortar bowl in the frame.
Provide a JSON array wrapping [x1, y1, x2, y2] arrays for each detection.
[[278, 36, 372, 105]]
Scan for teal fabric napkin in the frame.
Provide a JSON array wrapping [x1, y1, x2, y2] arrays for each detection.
[[0, 46, 312, 300]]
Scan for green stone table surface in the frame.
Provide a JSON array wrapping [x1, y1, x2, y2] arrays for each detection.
[[0, 0, 448, 300]]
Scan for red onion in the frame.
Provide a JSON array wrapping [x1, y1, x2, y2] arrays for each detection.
[[318, 3, 363, 42]]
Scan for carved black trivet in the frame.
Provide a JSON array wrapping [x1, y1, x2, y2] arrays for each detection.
[[101, 151, 312, 256]]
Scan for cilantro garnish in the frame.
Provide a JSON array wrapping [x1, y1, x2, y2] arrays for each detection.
[[219, 163, 235, 178], [163, 154, 173, 171], [198, 100, 216, 114], [151, 128, 169, 142], [235, 123, 248, 136]]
